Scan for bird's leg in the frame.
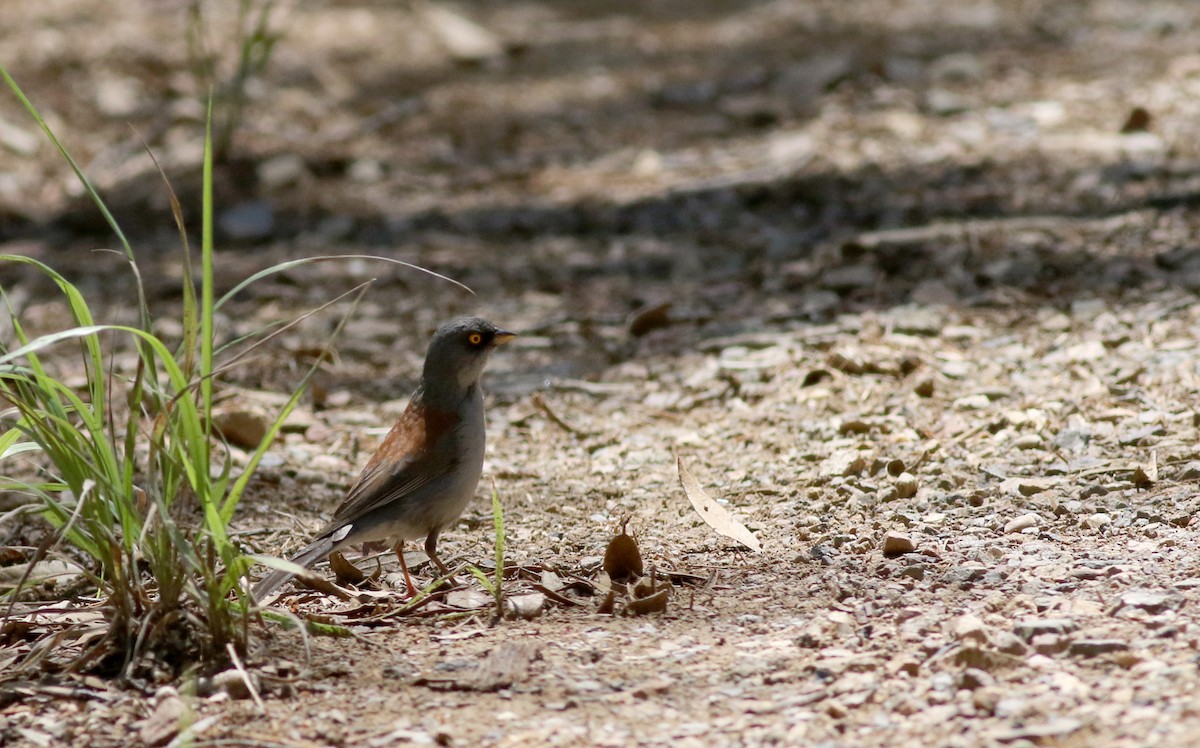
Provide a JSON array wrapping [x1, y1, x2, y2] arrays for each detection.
[[393, 541, 418, 597], [425, 529, 458, 587]]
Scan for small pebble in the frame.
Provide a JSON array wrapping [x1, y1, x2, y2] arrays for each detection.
[[1004, 514, 1039, 533], [882, 531, 916, 557], [894, 472, 918, 499]]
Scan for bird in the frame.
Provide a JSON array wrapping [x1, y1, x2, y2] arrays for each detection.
[[251, 316, 516, 602]]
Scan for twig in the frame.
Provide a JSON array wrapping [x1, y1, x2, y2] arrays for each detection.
[[226, 642, 265, 713], [531, 393, 590, 436]]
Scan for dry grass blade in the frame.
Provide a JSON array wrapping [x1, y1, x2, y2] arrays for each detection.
[[677, 457, 761, 552]]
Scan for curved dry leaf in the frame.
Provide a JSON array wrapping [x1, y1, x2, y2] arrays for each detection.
[[328, 551, 365, 585], [603, 531, 643, 584], [677, 457, 761, 552]]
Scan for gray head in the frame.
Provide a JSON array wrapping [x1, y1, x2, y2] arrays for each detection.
[[420, 317, 515, 398]]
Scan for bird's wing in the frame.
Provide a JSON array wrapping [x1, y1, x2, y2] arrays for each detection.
[[320, 399, 461, 533]]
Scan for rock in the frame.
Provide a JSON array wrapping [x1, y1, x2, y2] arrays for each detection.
[[901, 563, 925, 580], [213, 669, 258, 700], [0, 558, 83, 590], [212, 405, 272, 450], [505, 591, 546, 620], [1011, 434, 1044, 450], [219, 200, 274, 240], [913, 376, 935, 398], [257, 154, 308, 191], [991, 717, 1083, 743], [958, 667, 995, 690], [954, 394, 991, 411], [821, 264, 879, 292], [924, 88, 969, 115], [446, 589, 494, 610], [1177, 461, 1200, 480], [1031, 633, 1070, 655], [991, 630, 1029, 656], [0, 114, 39, 156], [415, 0, 505, 65], [972, 686, 1003, 714], [894, 472, 918, 499], [1003, 514, 1039, 533], [631, 677, 674, 698], [882, 531, 915, 557], [952, 614, 989, 645], [1084, 513, 1112, 529], [139, 690, 187, 747], [1000, 477, 1057, 497], [1120, 590, 1174, 614], [820, 450, 867, 478], [1069, 639, 1129, 658], [95, 76, 141, 117], [1014, 618, 1077, 642]]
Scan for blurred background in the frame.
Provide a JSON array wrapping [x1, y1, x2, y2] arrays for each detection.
[[1, 0, 1199, 391]]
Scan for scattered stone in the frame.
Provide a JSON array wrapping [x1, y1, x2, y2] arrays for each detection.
[[256, 155, 307, 192], [821, 264, 879, 292], [954, 394, 991, 411], [138, 690, 187, 747], [958, 667, 995, 690], [1003, 514, 1039, 533], [1119, 590, 1174, 614], [1084, 513, 1112, 529], [894, 472, 918, 499], [1011, 434, 1044, 450], [1000, 477, 1057, 497], [882, 531, 916, 557], [416, 0, 505, 65], [212, 405, 272, 450], [213, 669, 258, 700], [1177, 461, 1200, 480], [0, 114, 39, 156], [1069, 639, 1129, 658], [631, 677, 674, 698], [991, 631, 1030, 656], [219, 200, 274, 240], [901, 563, 926, 580], [992, 717, 1083, 743], [1031, 633, 1070, 655], [952, 614, 989, 645], [821, 450, 868, 478], [913, 376, 935, 398], [1014, 618, 1077, 642], [505, 591, 547, 620]]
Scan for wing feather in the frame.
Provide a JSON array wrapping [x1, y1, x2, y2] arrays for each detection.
[[318, 398, 460, 534]]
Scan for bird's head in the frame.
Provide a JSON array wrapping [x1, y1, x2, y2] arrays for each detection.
[[421, 316, 516, 395]]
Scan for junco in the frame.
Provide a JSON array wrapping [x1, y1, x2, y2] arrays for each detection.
[[252, 316, 516, 602]]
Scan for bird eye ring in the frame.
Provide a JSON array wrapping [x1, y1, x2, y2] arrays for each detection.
[[469, 333, 483, 345]]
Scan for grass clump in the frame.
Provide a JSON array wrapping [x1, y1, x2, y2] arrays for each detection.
[[0, 67, 459, 682]]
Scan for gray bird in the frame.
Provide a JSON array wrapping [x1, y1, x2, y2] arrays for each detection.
[[252, 317, 515, 602]]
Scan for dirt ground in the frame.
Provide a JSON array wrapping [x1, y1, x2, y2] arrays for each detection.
[[5, 0, 1200, 746]]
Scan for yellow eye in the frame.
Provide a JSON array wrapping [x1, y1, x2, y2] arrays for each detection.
[[468, 333, 483, 345]]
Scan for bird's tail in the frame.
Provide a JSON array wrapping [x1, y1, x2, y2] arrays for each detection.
[[251, 535, 337, 603]]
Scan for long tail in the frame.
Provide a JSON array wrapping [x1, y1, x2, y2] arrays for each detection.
[[251, 535, 337, 603]]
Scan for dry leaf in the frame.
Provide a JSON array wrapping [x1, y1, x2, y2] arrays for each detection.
[[677, 457, 761, 551], [628, 302, 673, 337], [328, 551, 365, 585], [597, 589, 616, 615], [625, 588, 669, 615], [603, 523, 643, 584]]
